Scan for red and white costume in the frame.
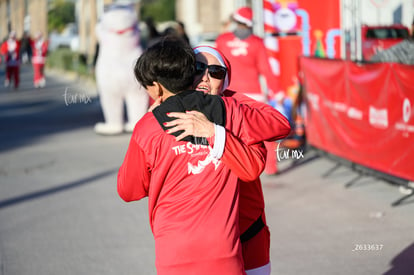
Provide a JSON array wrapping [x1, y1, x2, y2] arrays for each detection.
[[1, 34, 21, 88], [31, 35, 48, 87], [215, 33, 279, 103], [118, 90, 290, 274]]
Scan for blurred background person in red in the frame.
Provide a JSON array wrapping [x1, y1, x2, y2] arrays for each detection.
[[1, 31, 21, 89], [31, 31, 48, 88], [216, 6, 286, 175], [19, 31, 32, 65]]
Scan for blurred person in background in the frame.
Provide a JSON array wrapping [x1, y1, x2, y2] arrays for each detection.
[[215, 6, 286, 175], [176, 21, 190, 45], [1, 31, 21, 89], [30, 32, 48, 88], [19, 31, 32, 64], [165, 45, 290, 275], [160, 22, 190, 46], [141, 16, 161, 49]]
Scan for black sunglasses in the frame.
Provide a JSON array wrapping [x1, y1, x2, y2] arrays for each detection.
[[195, 61, 227, 80]]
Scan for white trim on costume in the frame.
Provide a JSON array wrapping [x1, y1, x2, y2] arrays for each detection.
[[233, 13, 253, 27], [209, 124, 226, 159]]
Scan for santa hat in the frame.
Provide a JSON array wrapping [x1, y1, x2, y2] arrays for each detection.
[[193, 46, 231, 93], [233, 6, 253, 27]]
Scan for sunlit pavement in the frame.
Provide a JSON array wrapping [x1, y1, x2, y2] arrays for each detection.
[[0, 65, 413, 275]]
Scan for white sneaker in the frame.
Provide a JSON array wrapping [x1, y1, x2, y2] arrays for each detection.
[[4, 79, 9, 87], [39, 78, 46, 87]]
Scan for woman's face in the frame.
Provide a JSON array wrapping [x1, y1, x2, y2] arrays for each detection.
[[193, 52, 225, 96]]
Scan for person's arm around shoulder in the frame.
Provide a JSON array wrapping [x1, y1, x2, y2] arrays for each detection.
[[208, 122, 266, 181], [223, 96, 291, 145], [226, 90, 291, 139], [221, 131, 266, 181], [165, 111, 266, 182]]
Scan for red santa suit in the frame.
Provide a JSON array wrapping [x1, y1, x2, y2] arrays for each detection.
[[31, 36, 48, 87], [1, 35, 21, 88], [215, 32, 280, 103], [118, 90, 290, 275]]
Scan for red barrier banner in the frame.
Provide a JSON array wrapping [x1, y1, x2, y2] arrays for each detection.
[[300, 57, 414, 181]]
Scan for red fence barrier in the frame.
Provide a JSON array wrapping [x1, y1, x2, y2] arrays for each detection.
[[300, 57, 414, 181]]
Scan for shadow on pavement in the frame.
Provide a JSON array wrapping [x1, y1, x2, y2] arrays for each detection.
[[0, 95, 103, 152], [0, 66, 104, 153], [383, 242, 414, 275], [0, 168, 118, 210]]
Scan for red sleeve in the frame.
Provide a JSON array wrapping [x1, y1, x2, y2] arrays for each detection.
[[220, 95, 289, 181], [221, 131, 266, 182], [227, 90, 291, 139], [223, 96, 291, 145], [0, 42, 6, 55], [117, 135, 150, 202]]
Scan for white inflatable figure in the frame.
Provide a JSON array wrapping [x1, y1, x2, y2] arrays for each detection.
[[94, 3, 148, 135]]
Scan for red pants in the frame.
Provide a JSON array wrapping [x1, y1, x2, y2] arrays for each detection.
[[33, 63, 45, 85], [6, 66, 20, 88], [242, 225, 270, 270]]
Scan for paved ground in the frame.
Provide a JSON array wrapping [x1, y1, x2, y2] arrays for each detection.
[[0, 65, 413, 275]]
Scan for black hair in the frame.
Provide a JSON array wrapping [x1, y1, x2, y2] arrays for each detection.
[[134, 36, 196, 94]]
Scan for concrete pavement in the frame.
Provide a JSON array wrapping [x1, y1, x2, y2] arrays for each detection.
[[0, 64, 413, 275]]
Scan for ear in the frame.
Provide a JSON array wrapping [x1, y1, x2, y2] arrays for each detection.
[[153, 81, 173, 101], [152, 81, 163, 97]]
